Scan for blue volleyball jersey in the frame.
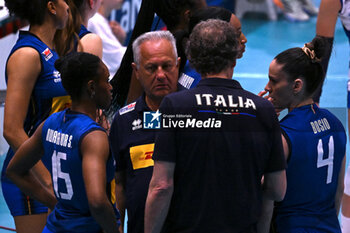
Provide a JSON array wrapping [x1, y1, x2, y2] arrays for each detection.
[[79, 24, 91, 38], [275, 104, 346, 232], [5, 31, 70, 136], [178, 60, 201, 89], [41, 109, 116, 232], [73, 25, 91, 52], [1, 31, 71, 216]]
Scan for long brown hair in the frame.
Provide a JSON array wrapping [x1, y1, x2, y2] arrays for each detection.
[[54, 0, 83, 56]]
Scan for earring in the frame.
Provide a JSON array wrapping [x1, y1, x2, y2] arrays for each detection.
[[91, 91, 95, 99], [53, 11, 56, 15]]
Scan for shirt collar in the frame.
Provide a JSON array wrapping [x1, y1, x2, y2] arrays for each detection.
[[135, 93, 151, 112], [196, 78, 243, 90]]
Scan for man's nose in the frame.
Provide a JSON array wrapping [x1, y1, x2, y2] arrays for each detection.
[[155, 67, 166, 79]]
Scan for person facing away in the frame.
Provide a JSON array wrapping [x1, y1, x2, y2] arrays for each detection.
[[259, 38, 346, 233], [54, 0, 103, 58], [312, 1, 350, 229], [6, 52, 119, 233], [60, 0, 113, 135], [109, 30, 180, 233], [88, 0, 127, 80], [178, 6, 247, 89], [144, 19, 287, 233], [2, 0, 69, 232]]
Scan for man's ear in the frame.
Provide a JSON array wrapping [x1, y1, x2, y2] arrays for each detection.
[[293, 78, 304, 94], [176, 57, 181, 69], [131, 62, 140, 81]]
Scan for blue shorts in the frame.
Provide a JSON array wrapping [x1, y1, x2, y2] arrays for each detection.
[[1, 149, 48, 216]]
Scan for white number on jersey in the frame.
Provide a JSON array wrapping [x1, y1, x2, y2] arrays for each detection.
[[317, 136, 334, 184], [52, 151, 73, 200]]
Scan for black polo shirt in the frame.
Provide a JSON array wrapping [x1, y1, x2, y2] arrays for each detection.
[[109, 95, 155, 233], [153, 78, 286, 233]]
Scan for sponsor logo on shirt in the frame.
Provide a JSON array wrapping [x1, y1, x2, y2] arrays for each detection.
[[50, 95, 72, 115], [132, 119, 142, 130], [42, 48, 53, 61], [53, 70, 62, 83], [119, 102, 136, 115], [129, 143, 155, 170]]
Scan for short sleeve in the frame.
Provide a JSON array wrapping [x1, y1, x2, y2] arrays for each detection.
[[264, 108, 287, 173], [152, 97, 177, 163]]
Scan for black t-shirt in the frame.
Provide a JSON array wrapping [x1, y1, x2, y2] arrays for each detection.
[[153, 78, 286, 233]]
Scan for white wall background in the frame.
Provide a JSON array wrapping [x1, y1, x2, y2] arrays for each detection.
[[0, 32, 19, 90]]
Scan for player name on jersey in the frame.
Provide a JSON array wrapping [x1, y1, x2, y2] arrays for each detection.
[[310, 118, 331, 134], [45, 128, 73, 148], [195, 94, 256, 109]]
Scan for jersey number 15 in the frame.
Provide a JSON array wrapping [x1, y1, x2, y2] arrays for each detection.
[[52, 151, 74, 200]]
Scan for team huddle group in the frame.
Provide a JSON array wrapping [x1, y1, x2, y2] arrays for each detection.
[[1, 0, 350, 233]]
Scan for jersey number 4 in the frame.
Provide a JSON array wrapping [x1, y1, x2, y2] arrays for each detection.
[[317, 136, 334, 184], [52, 151, 73, 200]]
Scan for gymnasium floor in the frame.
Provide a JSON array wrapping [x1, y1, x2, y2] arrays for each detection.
[[0, 1, 348, 231]]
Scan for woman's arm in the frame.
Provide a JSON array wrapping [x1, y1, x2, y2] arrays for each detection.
[[4, 47, 40, 151], [6, 122, 57, 209], [316, 0, 341, 37], [4, 47, 53, 192], [82, 130, 118, 233], [336, 155, 346, 214]]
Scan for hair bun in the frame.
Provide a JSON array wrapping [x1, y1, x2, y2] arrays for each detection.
[[302, 44, 321, 63]]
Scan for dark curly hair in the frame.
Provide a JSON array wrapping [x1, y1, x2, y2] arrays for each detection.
[[55, 52, 102, 101], [189, 6, 231, 33], [5, 0, 55, 25], [275, 36, 327, 97], [186, 19, 239, 76], [155, 0, 205, 31]]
